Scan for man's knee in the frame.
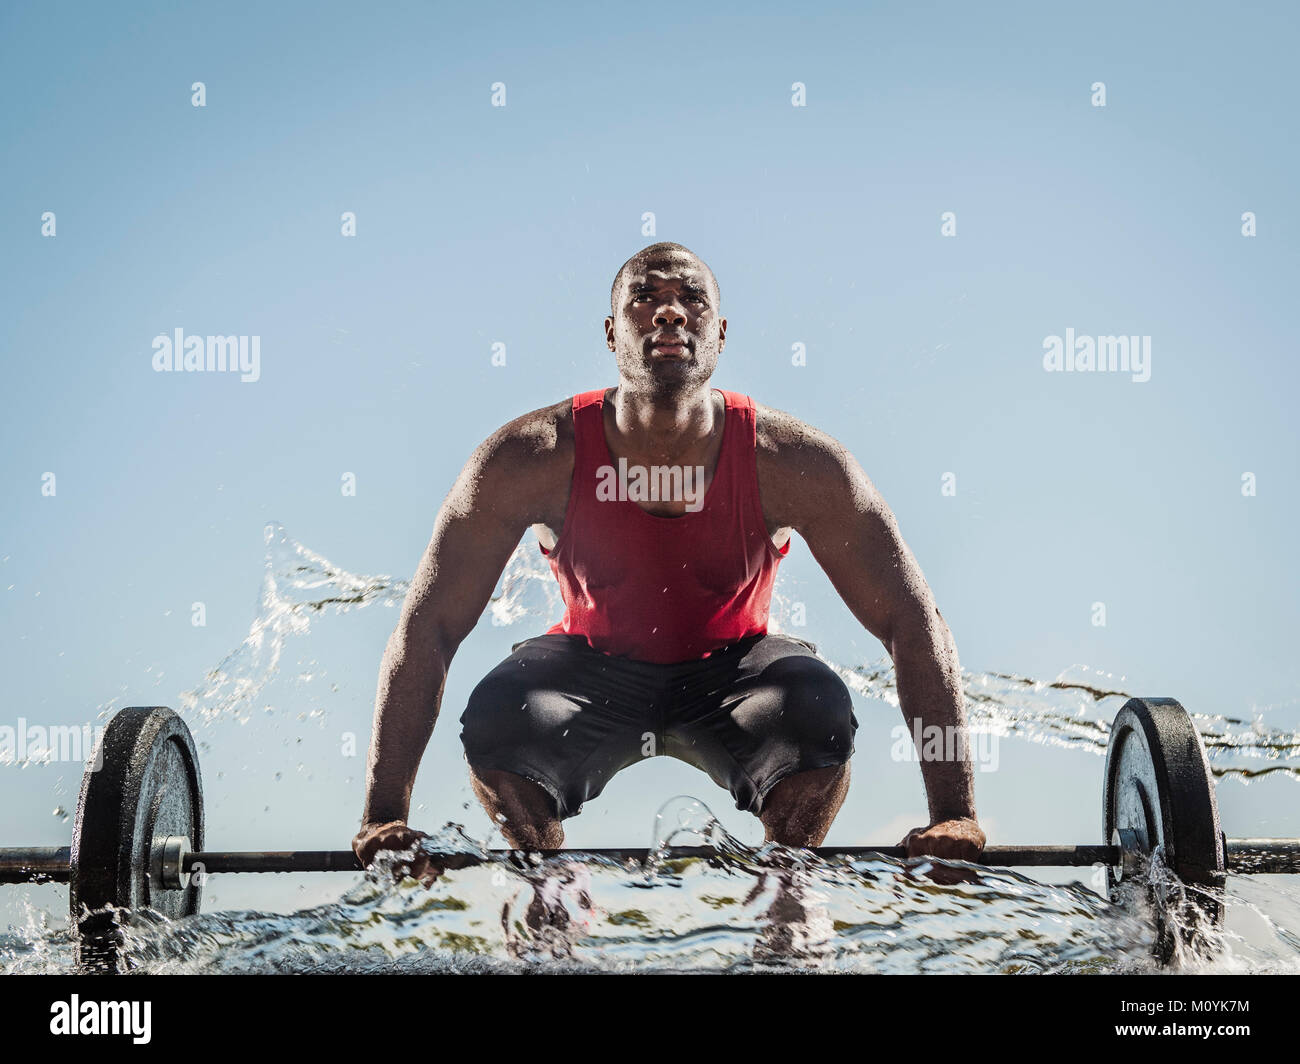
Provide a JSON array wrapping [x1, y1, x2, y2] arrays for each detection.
[[459, 674, 527, 755], [771, 658, 856, 758], [758, 763, 851, 847], [468, 765, 563, 849], [764, 762, 850, 808], [469, 764, 554, 810]]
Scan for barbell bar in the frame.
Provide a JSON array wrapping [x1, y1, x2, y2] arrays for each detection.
[[1, 698, 1297, 971], [0, 843, 1125, 881], [7, 840, 1300, 883]]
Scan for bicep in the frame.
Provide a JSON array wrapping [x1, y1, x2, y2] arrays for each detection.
[[397, 442, 536, 655], [795, 452, 938, 650]]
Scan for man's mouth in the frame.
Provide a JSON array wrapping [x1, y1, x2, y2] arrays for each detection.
[[650, 337, 690, 355]]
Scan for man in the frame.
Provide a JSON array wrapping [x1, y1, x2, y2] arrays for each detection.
[[353, 242, 985, 877]]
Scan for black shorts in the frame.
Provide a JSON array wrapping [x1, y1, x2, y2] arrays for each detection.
[[459, 632, 857, 819]]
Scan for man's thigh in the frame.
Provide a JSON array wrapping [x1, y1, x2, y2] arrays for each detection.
[[664, 633, 858, 815], [459, 634, 664, 819]]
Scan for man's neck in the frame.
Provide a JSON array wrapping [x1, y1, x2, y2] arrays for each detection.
[[607, 383, 720, 463]]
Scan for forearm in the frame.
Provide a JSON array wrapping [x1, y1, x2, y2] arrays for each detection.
[[889, 613, 976, 823], [360, 625, 451, 826]]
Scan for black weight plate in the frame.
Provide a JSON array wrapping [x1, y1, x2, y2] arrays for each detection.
[[70, 706, 204, 971], [1103, 697, 1225, 960]]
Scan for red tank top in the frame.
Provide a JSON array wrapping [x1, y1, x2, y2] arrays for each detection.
[[542, 388, 789, 663]]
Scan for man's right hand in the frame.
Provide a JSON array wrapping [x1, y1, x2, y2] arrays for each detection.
[[352, 820, 438, 883]]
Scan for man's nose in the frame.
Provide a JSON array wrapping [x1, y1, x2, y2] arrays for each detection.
[[653, 304, 687, 327]]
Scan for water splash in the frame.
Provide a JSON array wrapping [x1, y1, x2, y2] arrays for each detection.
[[3, 524, 1297, 974], [174, 524, 1295, 780], [11, 797, 1292, 975], [176, 523, 407, 726], [831, 660, 1300, 783]]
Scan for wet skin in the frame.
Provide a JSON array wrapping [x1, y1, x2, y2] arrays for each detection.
[[354, 247, 985, 879]]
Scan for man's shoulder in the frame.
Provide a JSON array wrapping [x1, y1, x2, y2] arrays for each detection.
[[451, 398, 575, 522], [752, 399, 852, 476], [477, 397, 575, 468], [751, 400, 873, 529]]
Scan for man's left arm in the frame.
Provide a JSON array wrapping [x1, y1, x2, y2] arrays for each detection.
[[758, 412, 985, 861]]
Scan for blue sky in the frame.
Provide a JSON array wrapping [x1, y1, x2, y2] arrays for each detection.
[[1, 2, 1296, 922]]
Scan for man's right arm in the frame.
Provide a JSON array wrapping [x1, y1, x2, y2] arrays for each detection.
[[354, 413, 564, 864]]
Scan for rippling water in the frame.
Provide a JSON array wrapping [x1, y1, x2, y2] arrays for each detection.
[[2, 524, 1297, 974], [5, 804, 1299, 974]]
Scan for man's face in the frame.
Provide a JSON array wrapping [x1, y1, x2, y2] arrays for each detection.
[[606, 254, 726, 394]]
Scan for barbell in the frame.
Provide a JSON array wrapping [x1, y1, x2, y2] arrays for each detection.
[[1, 697, 1297, 971]]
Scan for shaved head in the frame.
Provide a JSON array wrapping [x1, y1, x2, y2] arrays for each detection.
[[603, 241, 726, 397], [610, 242, 720, 318]]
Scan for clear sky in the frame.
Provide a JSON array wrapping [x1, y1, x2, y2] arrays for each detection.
[[1, 1, 1296, 925]]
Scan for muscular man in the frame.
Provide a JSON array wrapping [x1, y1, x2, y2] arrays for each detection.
[[353, 242, 985, 877]]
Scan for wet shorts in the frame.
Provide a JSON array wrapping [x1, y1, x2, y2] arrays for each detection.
[[459, 632, 857, 819]]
